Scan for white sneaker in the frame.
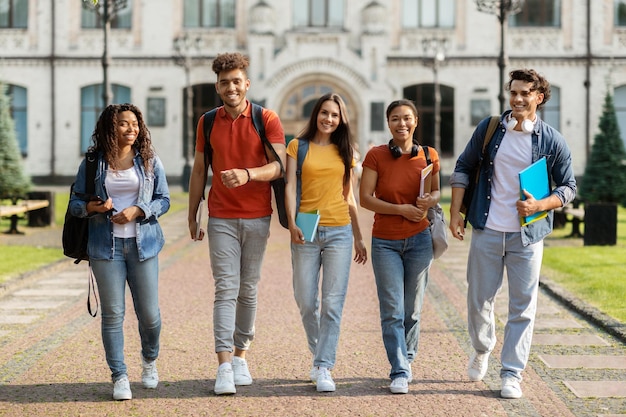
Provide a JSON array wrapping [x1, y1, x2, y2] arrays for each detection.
[[141, 356, 159, 389], [113, 376, 132, 400], [232, 356, 253, 386], [316, 367, 336, 392], [501, 377, 523, 399], [468, 351, 490, 381], [390, 377, 409, 394], [214, 364, 236, 395], [309, 366, 318, 383]]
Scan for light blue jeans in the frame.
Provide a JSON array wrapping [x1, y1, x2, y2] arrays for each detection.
[[208, 216, 270, 353], [91, 237, 161, 382], [371, 228, 432, 380], [291, 224, 353, 370], [467, 227, 543, 381]]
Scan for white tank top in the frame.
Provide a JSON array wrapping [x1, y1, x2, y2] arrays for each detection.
[[105, 167, 140, 238]]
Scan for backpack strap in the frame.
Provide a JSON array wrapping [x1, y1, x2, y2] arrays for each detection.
[[422, 145, 431, 166], [295, 139, 309, 213], [483, 115, 500, 154], [252, 103, 285, 177], [202, 108, 218, 190]]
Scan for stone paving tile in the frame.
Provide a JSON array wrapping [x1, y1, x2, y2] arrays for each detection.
[[538, 355, 626, 369], [534, 318, 586, 329], [0, 315, 39, 324], [533, 334, 611, 346], [0, 299, 66, 310], [564, 381, 626, 398], [12, 289, 85, 297]]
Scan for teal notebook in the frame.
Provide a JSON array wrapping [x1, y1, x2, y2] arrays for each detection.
[[518, 157, 550, 226], [296, 210, 320, 242]]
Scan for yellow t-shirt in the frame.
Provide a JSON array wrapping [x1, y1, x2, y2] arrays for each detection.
[[286, 139, 352, 227]]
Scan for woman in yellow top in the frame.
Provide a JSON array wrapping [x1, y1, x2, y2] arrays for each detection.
[[285, 93, 367, 393]]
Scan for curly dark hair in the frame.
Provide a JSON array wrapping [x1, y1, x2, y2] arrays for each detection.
[[506, 69, 551, 109], [297, 93, 354, 186], [212, 52, 250, 76], [88, 103, 154, 171]]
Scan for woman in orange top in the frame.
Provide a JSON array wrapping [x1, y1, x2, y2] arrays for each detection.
[[360, 99, 441, 394]]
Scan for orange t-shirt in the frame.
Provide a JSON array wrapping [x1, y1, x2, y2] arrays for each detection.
[[362, 144, 440, 240], [195, 102, 285, 219]]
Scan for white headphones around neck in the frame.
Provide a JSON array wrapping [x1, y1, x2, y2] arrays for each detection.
[[506, 115, 535, 134]]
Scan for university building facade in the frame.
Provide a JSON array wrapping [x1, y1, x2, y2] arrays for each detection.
[[1, 0, 626, 181]]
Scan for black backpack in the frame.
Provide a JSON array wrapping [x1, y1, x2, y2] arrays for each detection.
[[62, 152, 97, 263], [62, 152, 99, 317], [202, 103, 288, 228]]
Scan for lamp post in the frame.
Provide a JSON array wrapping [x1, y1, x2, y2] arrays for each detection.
[[475, 0, 525, 113], [82, 0, 128, 106], [422, 38, 447, 153], [173, 34, 201, 192]]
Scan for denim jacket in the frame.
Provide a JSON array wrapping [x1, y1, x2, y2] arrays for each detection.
[[69, 152, 170, 261], [449, 111, 577, 246]]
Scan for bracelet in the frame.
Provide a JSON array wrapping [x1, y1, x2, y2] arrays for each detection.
[[243, 168, 251, 184]]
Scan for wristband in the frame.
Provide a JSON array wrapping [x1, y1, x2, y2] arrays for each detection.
[[243, 168, 251, 184]]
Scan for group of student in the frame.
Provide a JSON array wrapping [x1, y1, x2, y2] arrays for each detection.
[[69, 52, 576, 402]]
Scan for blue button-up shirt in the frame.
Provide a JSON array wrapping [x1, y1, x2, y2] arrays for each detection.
[[69, 152, 170, 261], [450, 112, 577, 246]]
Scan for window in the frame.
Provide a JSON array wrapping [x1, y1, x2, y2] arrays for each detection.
[[183, 0, 235, 28], [82, 0, 132, 29], [511, 0, 561, 27], [616, 0, 626, 26], [402, 0, 454, 29], [293, 0, 344, 28], [404, 83, 455, 155], [0, 0, 28, 28], [7, 84, 27, 156], [615, 86, 626, 149], [80, 84, 131, 153], [371, 102, 385, 131], [540, 85, 560, 131]]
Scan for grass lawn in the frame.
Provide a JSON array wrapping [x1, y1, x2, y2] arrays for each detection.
[[0, 191, 188, 285]]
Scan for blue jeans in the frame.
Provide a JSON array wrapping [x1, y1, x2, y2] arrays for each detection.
[[371, 228, 432, 380], [291, 224, 353, 369], [467, 228, 543, 381], [208, 216, 271, 353], [91, 237, 161, 382]]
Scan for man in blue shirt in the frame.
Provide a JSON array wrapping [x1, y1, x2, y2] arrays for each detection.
[[449, 69, 576, 399]]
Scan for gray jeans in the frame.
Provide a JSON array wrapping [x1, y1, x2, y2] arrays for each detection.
[[467, 227, 543, 381], [208, 216, 271, 353]]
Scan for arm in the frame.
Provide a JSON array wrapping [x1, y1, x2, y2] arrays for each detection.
[[344, 171, 367, 264], [188, 149, 207, 240], [285, 153, 304, 243], [449, 187, 466, 241], [359, 166, 422, 222], [220, 141, 286, 188], [416, 171, 441, 220]]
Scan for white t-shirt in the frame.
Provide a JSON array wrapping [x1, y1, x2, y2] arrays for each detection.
[[105, 167, 140, 238], [485, 129, 533, 232]]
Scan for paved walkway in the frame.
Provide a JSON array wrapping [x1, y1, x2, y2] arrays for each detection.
[[0, 200, 625, 416]]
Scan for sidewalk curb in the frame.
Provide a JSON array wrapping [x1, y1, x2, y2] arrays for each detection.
[[540, 276, 626, 344]]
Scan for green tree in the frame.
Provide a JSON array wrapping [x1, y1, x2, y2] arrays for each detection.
[[579, 92, 626, 206], [0, 81, 31, 200]]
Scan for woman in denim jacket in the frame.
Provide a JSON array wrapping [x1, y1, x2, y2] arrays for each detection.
[[69, 103, 170, 401]]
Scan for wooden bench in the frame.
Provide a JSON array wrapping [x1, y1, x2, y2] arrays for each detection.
[[554, 200, 584, 238], [0, 199, 50, 234]]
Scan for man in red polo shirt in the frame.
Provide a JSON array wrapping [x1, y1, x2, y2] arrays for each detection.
[[188, 52, 286, 395]]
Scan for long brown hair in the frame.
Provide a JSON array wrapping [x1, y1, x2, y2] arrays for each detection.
[[297, 93, 354, 185], [88, 103, 154, 171]]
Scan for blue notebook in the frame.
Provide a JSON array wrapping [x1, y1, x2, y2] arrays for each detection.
[[518, 157, 550, 226], [296, 210, 320, 242]]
